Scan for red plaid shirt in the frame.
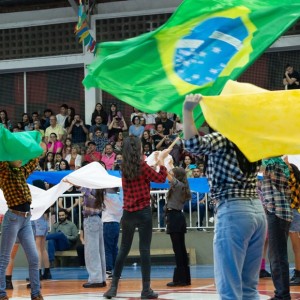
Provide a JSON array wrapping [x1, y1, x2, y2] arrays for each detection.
[[122, 161, 167, 212]]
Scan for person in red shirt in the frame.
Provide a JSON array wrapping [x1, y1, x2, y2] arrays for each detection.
[[103, 136, 170, 299], [84, 141, 102, 163]]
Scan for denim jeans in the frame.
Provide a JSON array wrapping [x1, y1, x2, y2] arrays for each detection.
[[46, 232, 70, 262], [103, 222, 120, 271], [267, 213, 291, 300], [183, 202, 206, 226], [113, 206, 153, 282], [214, 198, 267, 300], [84, 215, 106, 283], [0, 210, 40, 298]]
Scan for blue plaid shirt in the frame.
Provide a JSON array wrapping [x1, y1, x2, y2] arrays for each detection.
[[184, 133, 259, 202]]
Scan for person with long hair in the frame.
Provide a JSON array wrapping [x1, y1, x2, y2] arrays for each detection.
[[43, 152, 55, 171], [141, 130, 154, 147], [58, 159, 70, 171], [103, 136, 170, 299], [107, 103, 127, 141], [180, 154, 195, 178], [165, 167, 191, 287], [80, 185, 107, 288], [183, 94, 266, 300], [65, 145, 82, 170], [0, 110, 13, 131], [91, 103, 108, 125], [64, 107, 75, 129]]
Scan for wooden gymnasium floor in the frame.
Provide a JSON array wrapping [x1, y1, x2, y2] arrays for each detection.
[[5, 265, 300, 299]]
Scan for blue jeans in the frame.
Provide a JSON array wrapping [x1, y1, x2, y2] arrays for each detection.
[[0, 210, 40, 298], [183, 202, 206, 226], [214, 198, 266, 300], [267, 213, 291, 300], [158, 198, 165, 228], [113, 206, 153, 282], [84, 215, 106, 283], [103, 222, 120, 271], [46, 232, 70, 262]]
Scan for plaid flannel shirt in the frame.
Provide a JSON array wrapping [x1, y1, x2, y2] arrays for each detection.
[[0, 158, 39, 207], [261, 159, 292, 222], [184, 133, 259, 202], [122, 161, 167, 212]]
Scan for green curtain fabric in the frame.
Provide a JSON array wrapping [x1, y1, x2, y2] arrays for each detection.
[[0, 125, 43, 164]]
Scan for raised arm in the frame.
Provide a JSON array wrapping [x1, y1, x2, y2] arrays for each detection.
[[183, 94, 202, 139]]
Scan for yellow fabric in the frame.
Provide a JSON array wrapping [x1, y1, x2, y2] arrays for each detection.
[[201, 80, 300, 162]]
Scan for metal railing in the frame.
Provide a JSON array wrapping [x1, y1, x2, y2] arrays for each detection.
[[51, 190, 214, 232]]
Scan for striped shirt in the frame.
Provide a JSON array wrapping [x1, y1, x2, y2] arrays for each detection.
[[261, 159, 292, 222], [0, 158, 39, 207], [184, 133, 259, 202]]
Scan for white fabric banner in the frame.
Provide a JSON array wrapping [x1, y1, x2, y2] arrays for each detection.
[[0, 162, 122, 220]]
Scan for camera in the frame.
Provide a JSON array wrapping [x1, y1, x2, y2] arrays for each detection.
[[115, 117, 121, 121], [116, 159, 122, 164]]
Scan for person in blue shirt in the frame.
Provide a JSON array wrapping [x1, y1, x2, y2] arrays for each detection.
[[183, 166, 206, 230]]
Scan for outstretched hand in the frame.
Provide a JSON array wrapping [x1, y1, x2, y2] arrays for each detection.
[[183, 94, 202, 112]]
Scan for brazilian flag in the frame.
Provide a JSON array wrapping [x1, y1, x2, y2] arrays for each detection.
[[83, 0, 300, 123]]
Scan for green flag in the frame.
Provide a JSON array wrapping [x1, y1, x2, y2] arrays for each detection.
[[0, 125, 43, 163], [83, 0, 300, 123]]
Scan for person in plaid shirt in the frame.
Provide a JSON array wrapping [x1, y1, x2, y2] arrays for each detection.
[[261, 157, 292, 300], [182, 94, 266, 300], [283, 156, 300, 286], [0, 157, 44, 300], [104, 136, 170, 299]]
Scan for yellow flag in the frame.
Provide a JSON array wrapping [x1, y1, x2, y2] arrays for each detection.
[[201, 80, 300, 162]]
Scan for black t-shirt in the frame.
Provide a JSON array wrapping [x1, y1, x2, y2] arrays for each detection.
[[152, 134, 167, 150], [161, 119, 174, 135], [62, 187, 81, 207], [283, 70, 300, 89]]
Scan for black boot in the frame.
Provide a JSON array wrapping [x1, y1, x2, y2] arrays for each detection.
[[141, 281, 158, 299], [185, 266, 191, 285], [167, 266, 191, 287], [167, 267, 180, 286], [39, 270, 43, 280], [42, 268, 52, 280], [5, 275, 13, 290], [290, 269, 300, 286], [103, 276, 119, 299]]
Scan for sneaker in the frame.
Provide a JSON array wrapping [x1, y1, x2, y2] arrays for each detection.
[[259, 269, 271, 278], [106, 271, 113, 280], [31, 294, 44, 300], [82, 282, 106, 288]]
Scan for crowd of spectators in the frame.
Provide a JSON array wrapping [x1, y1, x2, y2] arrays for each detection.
[[0, 103, 206, 174]]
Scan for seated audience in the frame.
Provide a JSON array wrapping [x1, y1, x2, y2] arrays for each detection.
[[47, 133, 63, 154], [65, 145, 82, 170], [46, 209, 78, 267], [84, 141, 102, 163], [101, 144, 116, 170]]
